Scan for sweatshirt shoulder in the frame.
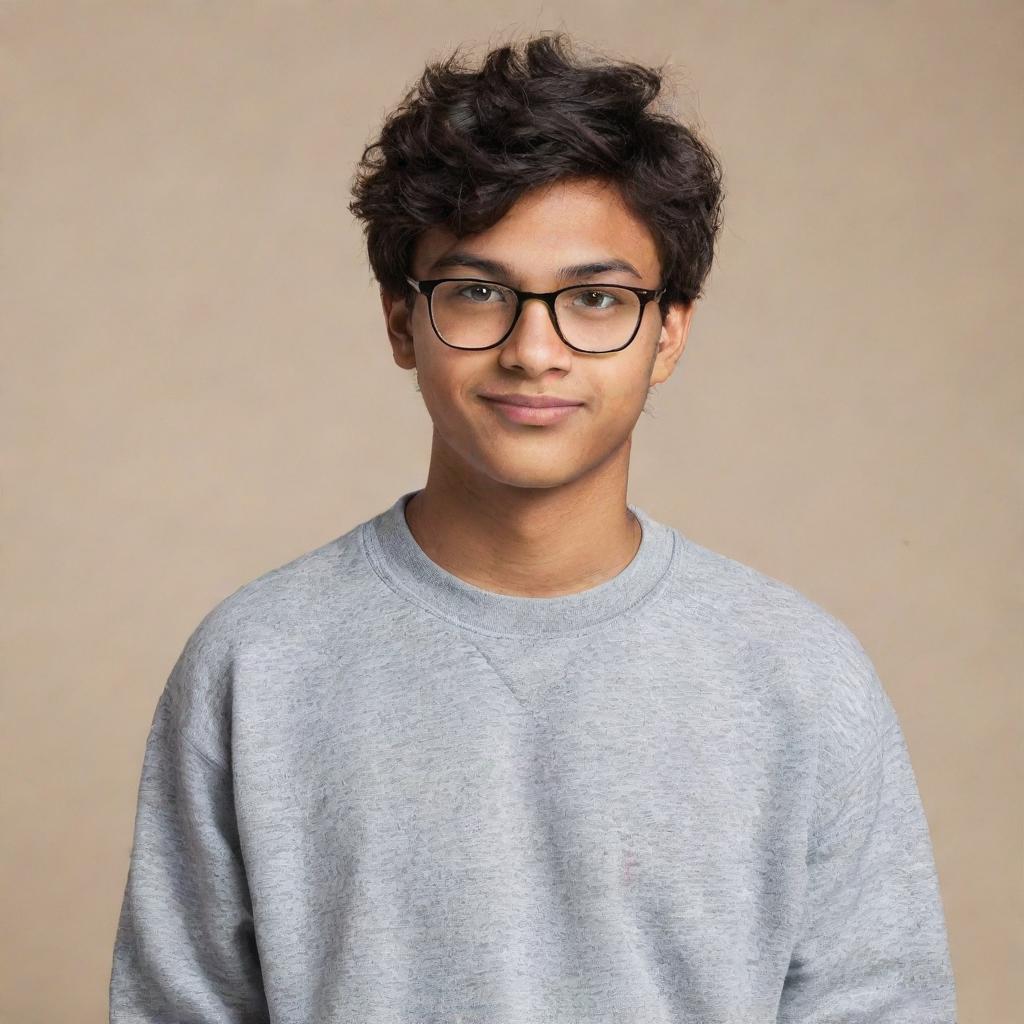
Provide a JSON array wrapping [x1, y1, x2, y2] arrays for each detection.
[[214, 517, 375, 632], [155, 519, 375, 759], [672, 531, 897, 746]]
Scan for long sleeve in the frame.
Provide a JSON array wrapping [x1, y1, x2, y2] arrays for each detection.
[[108, 684, 270, 1023], [776, 711, 958, 1022]]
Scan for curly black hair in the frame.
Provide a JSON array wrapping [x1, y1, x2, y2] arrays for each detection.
[[348, 31, 725, 316]]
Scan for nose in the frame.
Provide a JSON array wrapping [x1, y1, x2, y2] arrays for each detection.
[[498, 295, 572, 372], [507, 295, 564, 347]]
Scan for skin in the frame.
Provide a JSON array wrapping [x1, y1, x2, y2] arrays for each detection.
[[381, 176, 695, 597]]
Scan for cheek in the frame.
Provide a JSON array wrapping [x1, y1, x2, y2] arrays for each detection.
[[592, 359, 653, 419], [416, 372, 463, 429], [412, 349, 482, 427]]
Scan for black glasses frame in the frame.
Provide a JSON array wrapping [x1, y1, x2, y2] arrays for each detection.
[[405, 275, 667, 354]]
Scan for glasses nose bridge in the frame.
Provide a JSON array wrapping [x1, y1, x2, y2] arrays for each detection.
[[512, 288, 563, 338]]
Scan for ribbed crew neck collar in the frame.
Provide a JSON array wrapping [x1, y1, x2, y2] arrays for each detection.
[[360, 489, 677, 638]]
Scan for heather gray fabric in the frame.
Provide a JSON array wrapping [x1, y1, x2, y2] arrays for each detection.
[[109, 489, 957, 1022]]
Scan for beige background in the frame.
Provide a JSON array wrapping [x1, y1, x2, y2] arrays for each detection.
[[2, 2, 1020, 1021]]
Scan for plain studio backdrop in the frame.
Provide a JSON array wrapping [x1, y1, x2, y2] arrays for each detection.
[[1, 2, 1020, 1022]]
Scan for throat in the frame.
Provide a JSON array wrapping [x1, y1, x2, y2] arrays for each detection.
[[404, 492, 642, 599]]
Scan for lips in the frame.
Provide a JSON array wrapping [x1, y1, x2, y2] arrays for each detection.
[[479, 393, 584, 408], [480, 395, 583, 426]]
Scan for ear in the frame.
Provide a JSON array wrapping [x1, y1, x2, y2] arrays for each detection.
[[381, 287, 417, 370], [649, 300, 695, 387]]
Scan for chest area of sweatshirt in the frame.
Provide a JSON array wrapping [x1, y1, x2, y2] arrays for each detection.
[[230, 623, 816, 902]]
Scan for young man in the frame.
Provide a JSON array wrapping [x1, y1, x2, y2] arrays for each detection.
[[109, 32, 957, 1023]]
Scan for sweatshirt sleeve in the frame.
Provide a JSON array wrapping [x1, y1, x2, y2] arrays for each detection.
[[776, 710, 958, 1022], [108, 667, 269, 1020]]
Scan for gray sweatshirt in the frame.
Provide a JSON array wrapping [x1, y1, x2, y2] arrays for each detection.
[[109, 489, 957, 1022]]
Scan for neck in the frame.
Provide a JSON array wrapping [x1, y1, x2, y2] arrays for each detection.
[[403, 445, 642, 599]]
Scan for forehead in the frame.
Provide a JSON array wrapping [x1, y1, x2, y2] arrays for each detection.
[[414, 177, 661, 282]]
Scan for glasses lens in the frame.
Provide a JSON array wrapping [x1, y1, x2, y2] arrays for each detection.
[[555, 286, 643, 352], [431, 280, 517, 349], [429, 280, 644, 352]]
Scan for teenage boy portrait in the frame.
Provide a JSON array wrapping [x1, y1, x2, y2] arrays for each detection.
[[109, 32, 957, 1023]]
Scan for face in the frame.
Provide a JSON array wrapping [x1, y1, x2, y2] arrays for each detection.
[[381, 176, 694, 492]]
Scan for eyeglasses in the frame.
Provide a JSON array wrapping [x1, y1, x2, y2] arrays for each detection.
[[405, 276, 667, 354]]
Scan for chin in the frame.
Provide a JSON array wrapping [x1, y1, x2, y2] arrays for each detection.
[[472, 454, 590, 492]]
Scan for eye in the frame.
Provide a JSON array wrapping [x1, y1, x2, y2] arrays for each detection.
[[456, 283, 507, 303], [573, 290, 619, 309]]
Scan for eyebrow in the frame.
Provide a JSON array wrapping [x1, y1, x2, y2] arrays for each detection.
[[425, 250, 645, 282]]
